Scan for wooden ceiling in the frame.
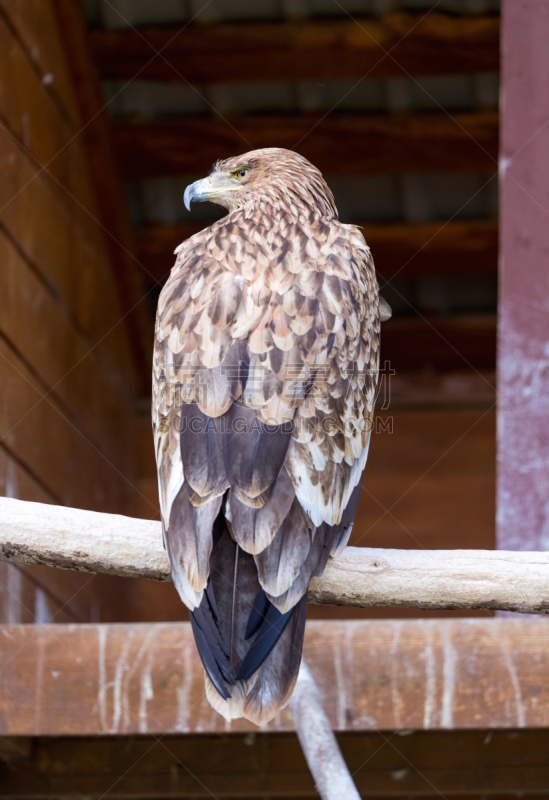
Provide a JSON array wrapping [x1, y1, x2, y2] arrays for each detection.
[[82, 0, 500, 401]]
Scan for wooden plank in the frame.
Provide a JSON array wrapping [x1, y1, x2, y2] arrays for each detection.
[[4, 731, 549, 799], [0, 338, 133, 514], [382, 313, 496, 373], [0, 447, 102, 625], [91, 12, 500, 85], [114, 112, 499, 180], [0, 619, 547, 735], [0, 2, 145, 393], [387, 371, 496, 409], [0, 562, 77, 625], [353, 409, 495, 551], [0, 348, 151, 623], [134, 219, 498, 286], [0, 0, 79, 126], [3, 730, 549, 798], [0, 231, 134, 473], [0, 449, 142, 625], [0, 448, 67, 625], [0, 123, 136, 392], [53, 0, 152, 393], [497, 1, 549, 552], [0, 737, 30, 763], [0, 14, 98, 225]]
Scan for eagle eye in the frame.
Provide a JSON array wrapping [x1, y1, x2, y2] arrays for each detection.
[[234, 168, 249, 180]]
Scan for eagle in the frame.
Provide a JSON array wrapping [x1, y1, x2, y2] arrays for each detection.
[[153, 148, 389, 725]]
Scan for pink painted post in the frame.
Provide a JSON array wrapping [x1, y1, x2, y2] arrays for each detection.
[[498, 1, 549, 552]]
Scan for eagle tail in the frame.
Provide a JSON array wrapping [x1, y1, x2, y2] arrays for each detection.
[[189, 521, 307, 726]]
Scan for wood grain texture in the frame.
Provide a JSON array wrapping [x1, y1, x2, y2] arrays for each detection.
[[114, 112, 499, 180], [134, 219, 498, 286], [0, 0, 151, 624], [0, 342, 136, 514], [0, 448, 124, 626], [91, 12, 500, 85], [0, 1, 139, 393], [353, 410, 495, 553], [0, 231, 134, 474], [53, 0, 152, 392], [3, 729, 549, 797], [0, 0, 80, 126], [497, 1, 549, 553], [0, 14, 98, 226], [0, 619, 548, 735], [0, 122, 136, 392]]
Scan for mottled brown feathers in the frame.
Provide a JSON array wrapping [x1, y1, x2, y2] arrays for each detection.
[[153, 148, 383, 725]]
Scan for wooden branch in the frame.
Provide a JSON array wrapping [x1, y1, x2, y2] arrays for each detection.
[[113, 112, 498, 180], [134, 219, 498, 285], [1, 497, 549, 614], [290, 662, 361, 800], [91, 12, 500, 85]]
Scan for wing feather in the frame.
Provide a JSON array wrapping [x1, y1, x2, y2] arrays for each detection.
[[153, 204, 381, 723]]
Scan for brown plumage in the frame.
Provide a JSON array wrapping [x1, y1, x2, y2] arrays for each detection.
[[153, 148, 389, 725]]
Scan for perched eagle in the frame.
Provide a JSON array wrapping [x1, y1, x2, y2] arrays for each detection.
[[153, 148, 389, 725]]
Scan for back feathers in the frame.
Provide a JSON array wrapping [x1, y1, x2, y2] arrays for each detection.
[[153, 148, 385, 725]]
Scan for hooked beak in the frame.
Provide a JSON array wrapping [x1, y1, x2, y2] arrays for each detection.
[[184, 177, 214, 211]]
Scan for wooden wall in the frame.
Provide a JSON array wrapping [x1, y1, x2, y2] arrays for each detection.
[[0, 1, 146, 624]]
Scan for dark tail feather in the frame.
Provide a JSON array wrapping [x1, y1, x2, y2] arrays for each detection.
[[237, 595, 294, 680], [244, 590, 271, 640], [192, 522, 307, 725], [189, 612, 232, 699]]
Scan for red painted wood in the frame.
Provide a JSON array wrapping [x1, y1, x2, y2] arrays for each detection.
[[497, 1, 549, 552]]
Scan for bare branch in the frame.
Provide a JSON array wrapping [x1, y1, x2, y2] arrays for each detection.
[[290, 661, 361, 800], [1, 497, 548, 613]]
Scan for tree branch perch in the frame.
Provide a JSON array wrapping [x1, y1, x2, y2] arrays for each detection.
[[290, 661, 361, 800], [1, 497, 548, 614]]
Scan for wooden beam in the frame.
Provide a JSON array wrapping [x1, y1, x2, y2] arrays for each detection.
[[91, 12, 500, 85], [1, 619, 548, 735], [3, 729, 549, 797], [497, 1, 549, 552], [387, 371, 495, 409], [0, 496, 547, 614], [134, 219, 498, 285], [382, 313, 496, 373], [114, 112, 499, 180], [52, 0, 152, 395]]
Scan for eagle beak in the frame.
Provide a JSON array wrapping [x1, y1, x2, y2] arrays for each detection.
[[184, 177, 214, 211]]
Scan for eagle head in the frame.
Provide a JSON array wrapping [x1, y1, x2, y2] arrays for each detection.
[[184, 147, 337, 218]]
